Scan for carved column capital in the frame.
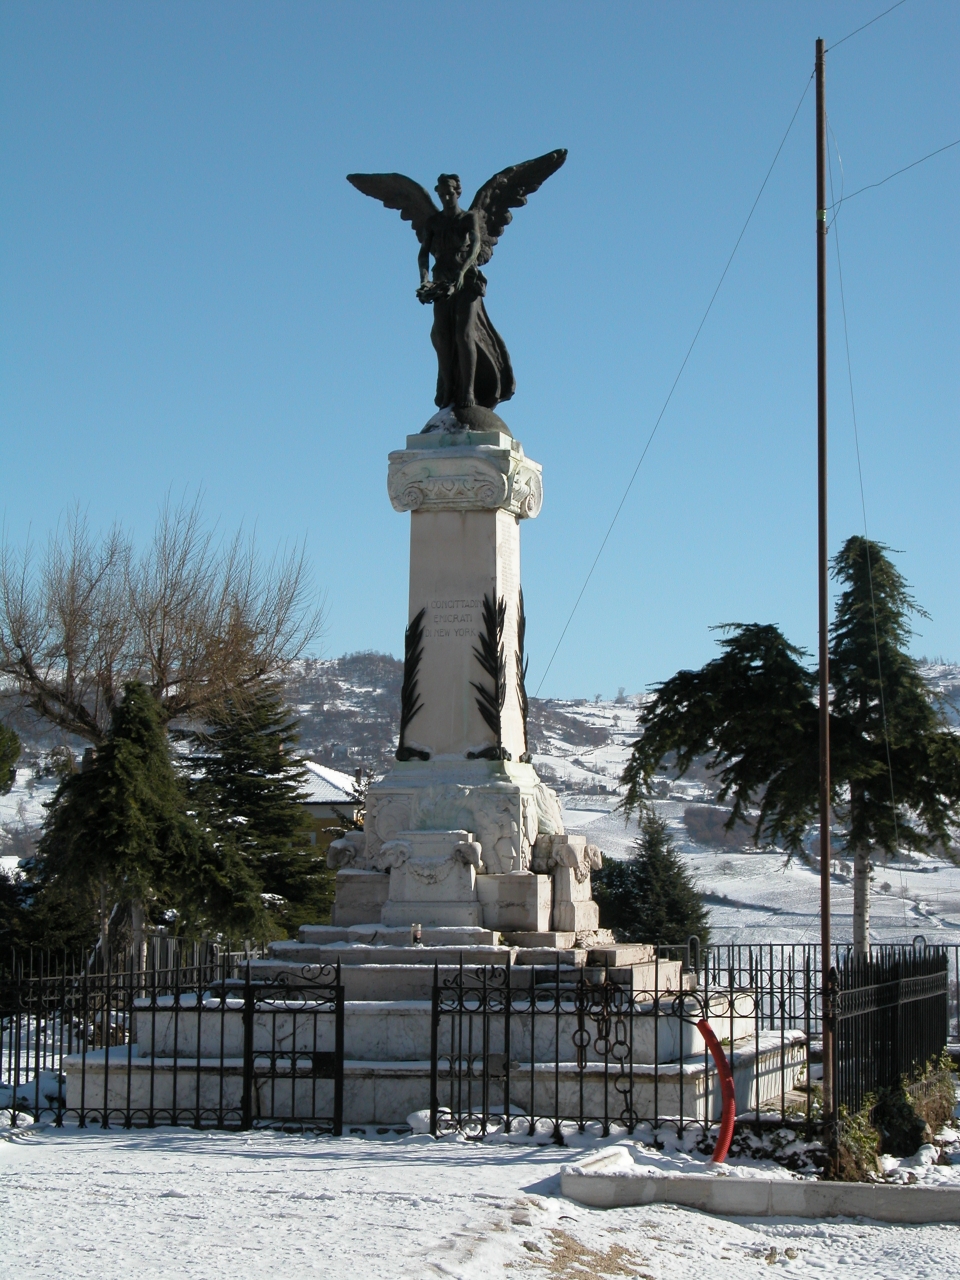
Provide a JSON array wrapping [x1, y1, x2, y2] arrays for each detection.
[[388, 442, 543, 519]]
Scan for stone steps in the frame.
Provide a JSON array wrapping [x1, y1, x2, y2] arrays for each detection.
[[267, 942, 514, 967], [135, 994, 744, 1063], [297, 924, 501, 947], [249, 954, 685, 999], [66, 1031, 804, 1126], [247, 959, 591, 1001]]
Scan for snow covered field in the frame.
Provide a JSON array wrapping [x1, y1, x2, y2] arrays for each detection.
[[542, 696, 960, 947], [2, 1124, 960, 1279], [562, 799, 960, 947]]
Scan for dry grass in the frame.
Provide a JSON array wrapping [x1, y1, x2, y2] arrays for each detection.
[[510, 1226, 653, 1280]]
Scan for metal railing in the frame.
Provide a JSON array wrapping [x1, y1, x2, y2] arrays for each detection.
[[0, 949, 343, 1133], [429, 955, 814, 1144], [700, 940, 960, 1043], [829, 949, 949, 1115], [4, 940, 952, 1139]]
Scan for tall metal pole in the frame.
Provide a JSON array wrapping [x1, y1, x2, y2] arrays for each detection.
[[815, 36, 835, 1146]]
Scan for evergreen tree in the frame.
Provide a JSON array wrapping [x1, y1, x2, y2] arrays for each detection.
[[620, 536, 960, 953], [38, 682, 263, 948], [593, 812, 710, 946], [830, 537, 960, 949], [0, 721, 19, 794], [186, 683, 334, 936]]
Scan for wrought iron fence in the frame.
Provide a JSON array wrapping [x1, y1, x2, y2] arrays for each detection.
[[698, 940, 960, 1044], [3, 939, 953, 1140], [0, 949, 343, 1133], [429, 955, 813, 1144], [829, 949, 949, 1115]]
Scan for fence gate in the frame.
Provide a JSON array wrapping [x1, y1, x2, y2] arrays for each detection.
[[240, 967, 344, 1134], [0, 955, 344, 1133]]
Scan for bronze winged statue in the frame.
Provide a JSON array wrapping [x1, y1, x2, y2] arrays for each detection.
[[347, 150, 567, 423]]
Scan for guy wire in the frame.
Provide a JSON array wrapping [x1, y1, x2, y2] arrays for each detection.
[[828, 137, 960, 225], [827, 0, 910, 53], [534, 72, 814, 696]]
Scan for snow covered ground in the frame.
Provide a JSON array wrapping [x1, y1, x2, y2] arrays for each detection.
[[562, 798, 960, 947], [2, 1124, 960, 1279]]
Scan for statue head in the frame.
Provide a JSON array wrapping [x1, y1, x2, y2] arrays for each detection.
[[435, 173, 461, 210]]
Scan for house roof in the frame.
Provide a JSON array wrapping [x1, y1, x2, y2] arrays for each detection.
[[301, 760, 358, 806]]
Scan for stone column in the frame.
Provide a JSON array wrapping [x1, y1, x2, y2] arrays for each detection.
[[387, 427, 542, 762]]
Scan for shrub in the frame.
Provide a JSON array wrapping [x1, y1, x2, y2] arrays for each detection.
[[593, 812, 709, 946]]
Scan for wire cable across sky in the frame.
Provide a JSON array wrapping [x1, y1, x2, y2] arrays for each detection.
[[826, 0, 910, 53], [828, 137, 960, 224], [533, 73, 813, 696]]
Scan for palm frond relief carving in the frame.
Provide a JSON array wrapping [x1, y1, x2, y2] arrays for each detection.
[[517, 587, 532, 762], [467, 594, 511, 761], [397, 607, 430, 761]]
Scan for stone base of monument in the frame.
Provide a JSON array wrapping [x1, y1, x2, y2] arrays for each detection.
[[67, 1009, 802, 1127], [59, 419, 793, 1130]]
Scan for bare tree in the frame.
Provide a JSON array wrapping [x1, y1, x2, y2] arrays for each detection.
[[0, 499, 324, 744]]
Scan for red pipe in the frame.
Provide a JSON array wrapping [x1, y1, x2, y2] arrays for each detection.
[[697, 1018, 736, 1164]]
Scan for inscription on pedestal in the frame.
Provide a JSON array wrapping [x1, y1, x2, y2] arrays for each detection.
[[424, 597, 480, 642]]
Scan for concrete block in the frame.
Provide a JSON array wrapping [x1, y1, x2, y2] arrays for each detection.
[[552, 866, 592, 902], [553, 898, 599, 933], [477, 873, 552, 932], [502, 932, 577, 949], [587, 945, 655, 967], [585, 960, 684, 992], [331, 870, 390, 926], [513, 949, 586, 967], [560, 1154, 960, 1222]]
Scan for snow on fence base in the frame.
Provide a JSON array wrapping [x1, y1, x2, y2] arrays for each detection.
[[560, 1149, 960, 1222], [65, 1032, 804, 1129]]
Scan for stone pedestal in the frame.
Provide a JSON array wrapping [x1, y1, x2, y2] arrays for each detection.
[[387, 429, 541, 761], [379, 830, 482, 928], [476, 872, 552, 932], [325, 420, 606, 940]]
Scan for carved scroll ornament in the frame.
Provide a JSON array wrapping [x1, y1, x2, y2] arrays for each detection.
[[387, 446, 542, 518]]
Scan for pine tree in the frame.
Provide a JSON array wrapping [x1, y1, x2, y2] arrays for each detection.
[[186, 683, 333, 936], [830, 537, 960, 950], [593, 812, 710, 946], [619, 536, 960, 954], [38, 682, 264, 948], [0, 721, 19, 794]]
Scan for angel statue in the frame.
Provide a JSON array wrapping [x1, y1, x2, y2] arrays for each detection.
[[347, 149, 566, 426]]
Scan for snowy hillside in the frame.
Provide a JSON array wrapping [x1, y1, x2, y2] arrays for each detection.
[[4, 657, 960, 946]]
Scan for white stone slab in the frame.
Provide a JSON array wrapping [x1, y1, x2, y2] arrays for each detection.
[[405, 508, 525, 759], [476, 872, 552, 932], [553, 898, 599, 933], [331, 870, 389, 926], [552, 866, 592, 903]]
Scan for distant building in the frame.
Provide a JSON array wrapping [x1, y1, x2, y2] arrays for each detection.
[[300, 761, 362, 842]]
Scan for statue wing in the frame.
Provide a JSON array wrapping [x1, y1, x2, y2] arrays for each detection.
[[469, 149, 567, 265], [346, 172, 438, 241]]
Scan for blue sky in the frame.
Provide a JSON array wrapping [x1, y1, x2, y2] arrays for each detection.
[[2, 2, 957, 698]]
